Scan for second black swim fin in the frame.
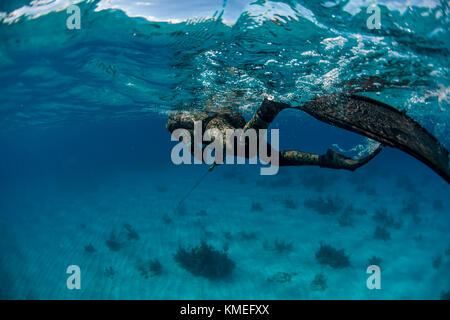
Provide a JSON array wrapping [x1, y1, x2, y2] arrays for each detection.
[[299, 93, 450, 183]]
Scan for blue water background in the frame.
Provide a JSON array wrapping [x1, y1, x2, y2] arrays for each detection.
[[0, 0, 449, 299]]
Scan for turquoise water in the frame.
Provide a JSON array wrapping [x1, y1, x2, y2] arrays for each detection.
[[0, 0, 449, 299]]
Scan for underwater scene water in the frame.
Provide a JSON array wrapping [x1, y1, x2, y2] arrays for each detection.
[[0, 0, 449, 300]]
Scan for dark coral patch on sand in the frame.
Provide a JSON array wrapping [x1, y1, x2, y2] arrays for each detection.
[[174, 241, 235, 280], [315, 243, 350, 269]]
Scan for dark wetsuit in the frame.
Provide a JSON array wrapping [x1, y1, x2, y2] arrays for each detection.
[[167, 93, 450, 183]]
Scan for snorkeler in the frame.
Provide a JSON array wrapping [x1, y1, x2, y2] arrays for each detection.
[[167, 93, 450, 183]]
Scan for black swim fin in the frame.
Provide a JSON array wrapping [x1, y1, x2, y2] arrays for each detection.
[[298, 94, 450, 183]]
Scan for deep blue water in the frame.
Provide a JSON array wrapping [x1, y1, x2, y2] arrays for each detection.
[[0, 0, 449, 299]]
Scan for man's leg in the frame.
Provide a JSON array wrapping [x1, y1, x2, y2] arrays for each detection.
[[245, 98, 382, 171]]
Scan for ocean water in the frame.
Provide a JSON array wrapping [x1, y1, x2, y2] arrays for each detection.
[[0, 0, 449, 300]]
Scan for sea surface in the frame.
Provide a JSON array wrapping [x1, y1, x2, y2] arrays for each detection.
[[0, 0, 449, 299]]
